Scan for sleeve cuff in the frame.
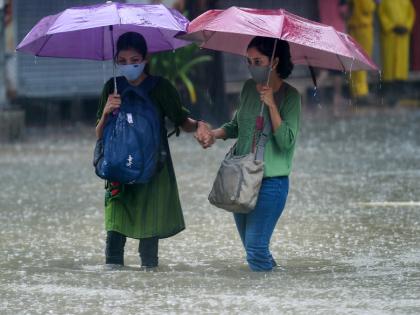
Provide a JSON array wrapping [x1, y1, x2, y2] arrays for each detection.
[[221, 125, 236, 139], [173, 108, 190, 127]]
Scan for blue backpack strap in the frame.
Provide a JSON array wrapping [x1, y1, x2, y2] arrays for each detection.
[[143, 76, 181, 138], [139, 76, 170, 170]]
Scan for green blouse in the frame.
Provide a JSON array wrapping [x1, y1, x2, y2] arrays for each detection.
[[96, 76, 189, 239], [222, 79, 301, 177]]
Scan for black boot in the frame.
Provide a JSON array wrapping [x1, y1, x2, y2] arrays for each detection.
[[105, 231, 126, 265], [138, 237, 159, 268]]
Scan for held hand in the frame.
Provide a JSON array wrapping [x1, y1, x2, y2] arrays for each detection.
[[195, 121, 209, 139], [194, 122, 215, 149], [260, 85, 276, 109], [103, 94, 121, 116], [201, 130, 215, 149]]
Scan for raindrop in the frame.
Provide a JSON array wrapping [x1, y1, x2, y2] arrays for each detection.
[[206, 88, 213, 106], [348, 57, 355, 108], [342, 71, 352, 106], [102, 61, 106, 84], [312, 86, 321, 108], [378, 70, 383, 106], [349, 57, 355, 75]]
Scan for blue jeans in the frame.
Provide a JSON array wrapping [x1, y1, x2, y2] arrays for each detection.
[[234, 176, 289, 271]]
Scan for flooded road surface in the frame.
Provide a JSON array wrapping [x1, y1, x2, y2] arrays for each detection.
[[0, 108, 419, 314]]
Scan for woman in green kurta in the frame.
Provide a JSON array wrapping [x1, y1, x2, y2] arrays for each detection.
[[96, 32, 208, 268], [197, 37, 301, 271]]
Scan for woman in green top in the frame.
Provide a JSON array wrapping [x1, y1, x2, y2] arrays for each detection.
[[96, 32, 208, 268], [198, 37, 301, 271]]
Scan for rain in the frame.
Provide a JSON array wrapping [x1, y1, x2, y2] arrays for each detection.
[[1, 0, 420, 314]]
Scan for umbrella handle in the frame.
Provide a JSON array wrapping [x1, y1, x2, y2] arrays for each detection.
[[113, 63, 117, 95], [259, 39, 278, 116]]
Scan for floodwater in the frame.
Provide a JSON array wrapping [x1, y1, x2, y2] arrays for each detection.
[[0, 108, 419, 314]]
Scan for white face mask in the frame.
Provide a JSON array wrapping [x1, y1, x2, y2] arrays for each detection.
[[118, 62, 145, 81]]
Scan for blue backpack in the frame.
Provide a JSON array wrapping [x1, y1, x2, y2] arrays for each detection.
[[94, 76, 164, 184]]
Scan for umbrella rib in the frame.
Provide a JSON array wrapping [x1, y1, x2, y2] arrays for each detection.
[[36, 34, 53, 56], [103, 26, 106, 61], [157, 28, 176, 51], [304, 56, 318, 87], [335, 54, 346, 72], [202, 30, 218, 46]]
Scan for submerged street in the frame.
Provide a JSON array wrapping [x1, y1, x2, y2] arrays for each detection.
[[0, 108, 419, 314]]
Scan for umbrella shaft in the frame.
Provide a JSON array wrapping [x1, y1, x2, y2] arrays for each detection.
[[259, 39, 278, 116], [109, 25, 117, 95]]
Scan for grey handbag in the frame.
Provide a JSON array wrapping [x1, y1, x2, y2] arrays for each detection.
[[209, 39, 284, 213], [208, 114, 272, 213]]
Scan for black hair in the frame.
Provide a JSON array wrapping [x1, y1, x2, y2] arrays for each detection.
[[247, 37, 294, 79], [115, 32, 150, 74]]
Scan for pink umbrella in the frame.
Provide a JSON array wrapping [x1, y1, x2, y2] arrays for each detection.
[[180, 6, 378, 71]]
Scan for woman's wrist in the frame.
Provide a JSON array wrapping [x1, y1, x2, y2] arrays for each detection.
[[212, 128, 226, 140], [267, 100, 277, 110], [195, 119, 204, 130], [209, 129, 215, 138]]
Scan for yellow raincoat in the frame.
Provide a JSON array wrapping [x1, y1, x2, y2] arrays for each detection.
[[348, 0, 376, 97], [378, 0, 416, 81]]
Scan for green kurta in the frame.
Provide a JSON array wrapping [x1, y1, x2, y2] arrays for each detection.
[[222, 79, 301, 177], [96, 76, 189, 239]]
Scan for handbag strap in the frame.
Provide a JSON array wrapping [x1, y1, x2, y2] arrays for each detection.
[[254, 114, 272, 161], [254, 84, 286, 161], [226, 141, 237, 158]]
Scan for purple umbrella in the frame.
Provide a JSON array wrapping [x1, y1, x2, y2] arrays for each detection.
[[16, 1, 191, 91], [17, 1, 190, 59]]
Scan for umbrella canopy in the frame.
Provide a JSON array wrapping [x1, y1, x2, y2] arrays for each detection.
[[180, 6, 378, 71], [16, 1, 190, 60]]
